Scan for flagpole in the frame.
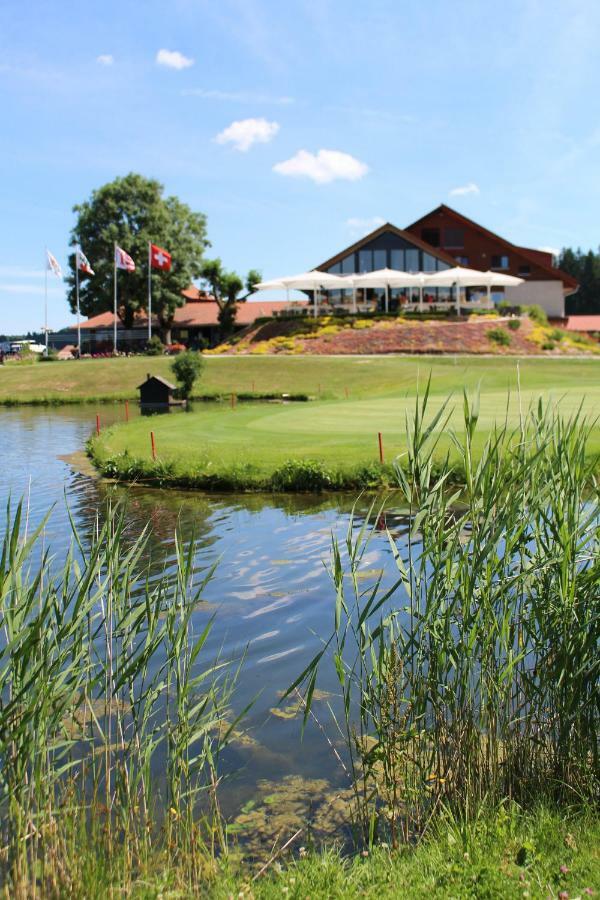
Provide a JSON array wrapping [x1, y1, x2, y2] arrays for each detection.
[[147, 240, 152, 344], [75, 249, 81, 357], [113, 241, 118, 354], [44, 247, 48, 355]]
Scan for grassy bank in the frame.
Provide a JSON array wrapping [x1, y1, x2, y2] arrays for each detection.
[[89, 375, 600, 490], [2, 353, 600, 404]]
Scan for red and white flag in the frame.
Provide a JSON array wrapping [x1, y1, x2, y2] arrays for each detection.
[[46, 250, 62, 278], [76, 248, 94, 276], [115, 245, 136, 272], [150, 243, 172, 271]]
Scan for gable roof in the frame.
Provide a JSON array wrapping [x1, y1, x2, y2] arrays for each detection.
[[407, 204, 578, 290], [137, 374, 176, 390], [315, 221, 459, 272]]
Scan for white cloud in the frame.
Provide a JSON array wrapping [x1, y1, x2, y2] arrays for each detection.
[[156, 49, 194, 70], [346, 216, 385, 236], [273, 149, 369, 184], [183, 88, 294, 105], [449, 182, 480, 197], [537, 246, 560, 258], [96, 54, 114, 66], [215, 117, 279, 152]]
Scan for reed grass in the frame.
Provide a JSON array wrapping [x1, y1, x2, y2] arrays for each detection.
[[291, 384, 600, 847], [0, 503, 236, 896]]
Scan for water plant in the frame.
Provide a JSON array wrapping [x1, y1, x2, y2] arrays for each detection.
[[0, 503, 236, 894], [290, 385, 600, 847]]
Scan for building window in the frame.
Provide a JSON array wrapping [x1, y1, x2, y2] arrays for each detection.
[[491, 254, 509, 269], [436, 260, 450, 271], [328, 262, 341, 274], [518, 265, 531, 277], [443, 227, 464, 249], [341, 254, 355, 274], [358, 250, 372, 272], [390, 248, 405, 270], [422, 253, 437, 272], [373, 249, 387, 270], [455, 256, 469, 266], [421, 228, 440, 247], [405, 248, 419, 272]]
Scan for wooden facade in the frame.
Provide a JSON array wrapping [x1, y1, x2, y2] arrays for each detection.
[[138, 374, 179, 407]]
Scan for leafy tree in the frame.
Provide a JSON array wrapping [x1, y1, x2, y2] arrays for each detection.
[[170, 350, 204, 399], [67, 173, 209, 342], [198, 259, 261, 338], [559, 246, 600, 315]]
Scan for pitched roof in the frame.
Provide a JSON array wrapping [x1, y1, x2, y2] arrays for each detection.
[[407, 204, 579, 290], [73, 298, 305, 331], [137, 374, 176, 390], [315, 221, 459, 272]]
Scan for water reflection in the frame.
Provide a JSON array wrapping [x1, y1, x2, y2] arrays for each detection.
[[0, 406, 410, 820]]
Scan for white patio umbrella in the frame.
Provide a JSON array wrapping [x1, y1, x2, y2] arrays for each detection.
[[255, 270, 349, 313], [424, 266, 492, 314], [278, 270, 351, 316], [351, 268, 425, 313], [481, 271, 524, 307]]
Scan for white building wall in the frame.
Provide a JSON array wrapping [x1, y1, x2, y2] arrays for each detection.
[[504, 281, 564, 317]]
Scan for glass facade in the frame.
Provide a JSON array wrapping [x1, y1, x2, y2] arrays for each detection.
[[390, 248, 404, 270], [358, 249, 372, 272], [341, 255, 354, 274], [405, 248, 419, 272], [373, 249, 387, 269]]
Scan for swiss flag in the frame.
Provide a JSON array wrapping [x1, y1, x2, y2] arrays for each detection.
[[150, 243, 172, 271]]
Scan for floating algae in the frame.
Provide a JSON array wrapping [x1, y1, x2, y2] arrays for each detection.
[[228, 775, 354, 862]]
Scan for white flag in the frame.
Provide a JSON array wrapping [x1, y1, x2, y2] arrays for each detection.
[[76, 248, 95, 276], [115, 245, 136, 272], [46, 250, 62, 278]]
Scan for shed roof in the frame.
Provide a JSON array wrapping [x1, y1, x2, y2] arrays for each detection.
[[137, 374, 177, 390]]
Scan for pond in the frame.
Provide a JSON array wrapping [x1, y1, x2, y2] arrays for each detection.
[[0, 405, 409, 835]]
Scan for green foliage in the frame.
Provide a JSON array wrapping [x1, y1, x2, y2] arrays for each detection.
[[67, 173, 208, 339], [271, 458, 338, 492], [560, 245, 600, 314], [0, 502, 235, 894], [291, 391, 600, 847], [487, 326, 511, 346], [145, 334, 165, 355], [507, 318, 521, 331], [542, 340, 556, 350], [549, 327, 565, 341], [170, 349, 204, 398], [498, 300, 522, 315], [526, 304, 548, 325], [200, 258, 262, 338]]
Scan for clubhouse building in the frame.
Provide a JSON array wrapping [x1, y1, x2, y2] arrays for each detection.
[[315, 205, 578, 318]]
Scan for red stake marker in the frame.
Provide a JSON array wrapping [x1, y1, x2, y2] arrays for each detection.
[[378, 431, 384, 464], [96, 414, 100, 436], [150, 431, 156, 460], [231, 392, 236, 409], [125, 400, 129, 422]]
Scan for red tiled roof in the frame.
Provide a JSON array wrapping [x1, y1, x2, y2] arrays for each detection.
[[77, 298, 304, 330], [563, 316, 600, 332]]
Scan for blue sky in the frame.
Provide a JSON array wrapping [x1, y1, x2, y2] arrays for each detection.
[[1, 0, 599, 333]]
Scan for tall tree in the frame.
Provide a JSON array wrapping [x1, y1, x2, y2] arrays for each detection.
[[559, 246, 600, 315], [198, 259, 261, 338], [67, 173, 209, 342]]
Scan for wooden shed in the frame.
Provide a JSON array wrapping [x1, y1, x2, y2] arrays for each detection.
[[137, 373, 180, 408]]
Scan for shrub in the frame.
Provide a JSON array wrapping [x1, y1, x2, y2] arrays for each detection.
[[170, 350, 204, 398], [487, 327, 511, 346], [270, 459, 338, 492], [507, 318, 521, 331], [549, 328, 565, 342], [541, 340, 556, 351], [526, 304, 548, 325], [145, 335, 165, 356]]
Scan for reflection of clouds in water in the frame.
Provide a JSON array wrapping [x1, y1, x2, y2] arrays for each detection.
[[244, 597, 293, 619], [257, 645, 303, 665], [251, 630, 279, 643], [285, 614, 302, 624]]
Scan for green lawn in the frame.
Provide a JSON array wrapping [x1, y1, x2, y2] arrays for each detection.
[[88, 355, 600, 489], [2, 353, 600, 403]]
